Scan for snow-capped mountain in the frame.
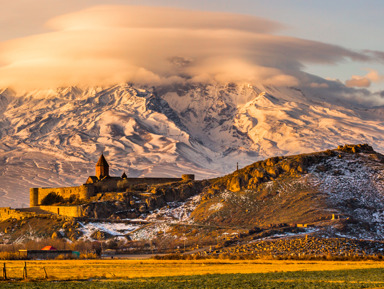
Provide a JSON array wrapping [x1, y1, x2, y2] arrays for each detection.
[[0, 82, 383, 207]]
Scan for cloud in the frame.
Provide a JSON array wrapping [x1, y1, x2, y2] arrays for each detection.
[[47, 5, 284, 34], [345, 69, 384, 88], [0, 5, 379, 90], [365, 69, 384, 82], [309, 82, 329, 88], [345, 76, 371, 88]]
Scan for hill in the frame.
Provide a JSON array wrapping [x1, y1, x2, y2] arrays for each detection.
[[1, 144, 384, 258], [191, 144, 384, 240]]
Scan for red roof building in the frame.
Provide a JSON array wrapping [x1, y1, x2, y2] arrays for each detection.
[[41, 246, 57, 251]]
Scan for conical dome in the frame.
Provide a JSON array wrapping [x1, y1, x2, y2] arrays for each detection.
[[96, 154, 109, 179], [96, 154, 109, 167]]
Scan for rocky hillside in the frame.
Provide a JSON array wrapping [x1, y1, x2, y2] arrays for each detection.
[[190, 144, 384, 240], [1, 144, 384, 247]]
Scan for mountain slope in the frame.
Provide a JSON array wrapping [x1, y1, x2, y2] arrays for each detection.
[[191, 144, 384, 240], [0, 83, 384, 207]]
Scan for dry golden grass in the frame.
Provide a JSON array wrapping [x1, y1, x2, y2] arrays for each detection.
[[2, 259, 384, 281]]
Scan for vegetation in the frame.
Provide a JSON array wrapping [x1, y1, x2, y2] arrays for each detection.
[[0, 252, 25, 260], [1, 260, 384, 288], [0, 238, 102, 258], [41, 192, 65, 205], [199, 236, 384, 260]]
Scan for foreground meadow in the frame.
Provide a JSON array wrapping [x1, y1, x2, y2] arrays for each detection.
[[1, 259, 384, 288], [3, 259, 384, 280]]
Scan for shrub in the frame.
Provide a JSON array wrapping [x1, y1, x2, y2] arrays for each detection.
[[79, 253, 97, 259], [41, 192, 64, 205], [0, 251, 26, 260], [55, 254, 68, 260], [154, 253, 185, 260]]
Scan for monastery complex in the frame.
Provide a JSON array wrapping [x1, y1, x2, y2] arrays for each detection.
[[30, 154, 195, 207]]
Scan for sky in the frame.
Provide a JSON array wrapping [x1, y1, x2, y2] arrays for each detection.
[[1, 0, 384, 103]]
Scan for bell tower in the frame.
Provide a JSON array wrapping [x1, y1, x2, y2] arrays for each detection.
[[96, 154, 109, 180]]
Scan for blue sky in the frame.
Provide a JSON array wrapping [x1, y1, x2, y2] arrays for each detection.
[[1, 0, 384, 93]]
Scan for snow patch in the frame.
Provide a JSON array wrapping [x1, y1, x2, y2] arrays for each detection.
[[78, 221, 141, 240], [145, 195, 201, 223], [209, 203, 224, 211]]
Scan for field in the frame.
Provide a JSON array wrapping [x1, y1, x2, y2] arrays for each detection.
[[1, 260, 384, 288]]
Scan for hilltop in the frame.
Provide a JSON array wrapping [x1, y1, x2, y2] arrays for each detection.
[[194, 143, 384, 234]]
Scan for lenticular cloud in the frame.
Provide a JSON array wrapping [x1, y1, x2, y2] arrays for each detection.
[[0, 5, 373, 90]]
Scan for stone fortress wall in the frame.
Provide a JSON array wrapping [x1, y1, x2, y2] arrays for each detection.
[[30, 185, 94, 207], [0, 206, 83, 221], [39, 205, 83, 217], [30, 175, 195, 207], [0, 207, 36, 221]]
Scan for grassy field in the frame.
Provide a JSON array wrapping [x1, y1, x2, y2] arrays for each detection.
[[1, 260, 384, 288]]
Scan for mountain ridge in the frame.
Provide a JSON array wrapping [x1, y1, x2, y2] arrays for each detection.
[[0, 82, 384, 207]]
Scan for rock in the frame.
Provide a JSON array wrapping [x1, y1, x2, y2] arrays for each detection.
[[68, 230, 83, 242], [315, 165, 328, 172], [296, 165, 306, 174], [228, 176, 241, 191], [265, 167, 279, 178], [145, 198, 157, 210], [266, 157, 279, 167], [90, 230, 113, 240], [281, 162, 292, 172], [338, 143, 374, 153], [51, 231, 62, 239], [126, 211, 140, 218], [253, 170, 264, 179], [138, 204, 147, 213]]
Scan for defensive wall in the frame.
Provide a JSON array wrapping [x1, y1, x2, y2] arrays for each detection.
[[39, 205, 83, 218], [116, 177, 183, 187], [30, 175, 195, 207], [30, 185, 94, 207], [0, 207, 39, 221], [91, 176, 194, 191], [0, 206, 84, 220]]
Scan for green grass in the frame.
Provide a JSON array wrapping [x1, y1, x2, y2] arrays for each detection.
[[2, 268, 384, 288]]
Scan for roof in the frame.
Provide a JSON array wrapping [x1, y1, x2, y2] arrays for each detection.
[[86, 176, 98, 184], [41, 246, 57, 251], [96, 154, 109, 167], [121, 172, 127, 179]]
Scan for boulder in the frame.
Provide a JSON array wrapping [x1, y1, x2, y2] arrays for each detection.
[[91, 230, 113, 240]]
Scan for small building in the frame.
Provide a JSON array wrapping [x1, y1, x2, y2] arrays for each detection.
[[19, 246, 77, 260]]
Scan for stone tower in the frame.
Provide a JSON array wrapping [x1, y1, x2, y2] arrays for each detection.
[[96, 154, 109, 180]]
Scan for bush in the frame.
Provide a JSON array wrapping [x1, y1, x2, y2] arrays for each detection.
[[79, 253, 97, 259], [55, 254, 72, 260], [41, 192, 64, 205], [154, 253, 185, 260], [0, 251, 26, 260]]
